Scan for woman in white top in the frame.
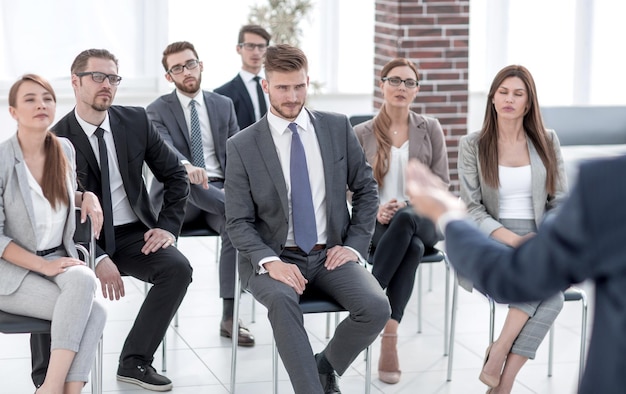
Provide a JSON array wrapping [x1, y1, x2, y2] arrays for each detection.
[[0, 74, 105, 394], [354, 58, 449, 384], [458, 65, 568, 394]]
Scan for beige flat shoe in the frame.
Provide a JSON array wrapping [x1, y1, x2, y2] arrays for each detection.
[[479, 343, 500, 388]]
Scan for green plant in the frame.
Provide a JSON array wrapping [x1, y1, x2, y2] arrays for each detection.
[[248, 0, 313, 46]]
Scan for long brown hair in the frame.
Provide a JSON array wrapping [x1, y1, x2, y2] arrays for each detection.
[[9, 74, 69, 208], [478, 65, 559, 194], [372, 58, 419, 188]]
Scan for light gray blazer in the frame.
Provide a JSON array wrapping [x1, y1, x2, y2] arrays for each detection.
[[0, 134, 78, 295], [458, 129, 568, 236], [354, 111, 450, 187], [225, 109, 378, 277]]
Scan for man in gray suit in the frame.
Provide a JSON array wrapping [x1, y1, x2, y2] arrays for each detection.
[[225, 44, 390, 394], [147, 41, 255, 346]]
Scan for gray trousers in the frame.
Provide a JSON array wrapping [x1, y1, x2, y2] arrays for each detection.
[[501, 218, 564, 359], [245, 248, 390, 394], [0, 258, 106, 383]]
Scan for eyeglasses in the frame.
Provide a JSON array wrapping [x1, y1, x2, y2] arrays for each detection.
[[167, 59, 200, 75], [75, 71, 122, 86], [238, 42, 268, 52], [381, 77, 419, 88]]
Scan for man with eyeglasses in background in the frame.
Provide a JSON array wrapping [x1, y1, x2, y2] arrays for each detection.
[[31, 48, 193, 392], [215, 24, 271, 130], [146, 41, 255, 347]]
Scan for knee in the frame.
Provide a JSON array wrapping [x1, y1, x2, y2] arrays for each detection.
[[163, 255, 193, 286], [359, 290, 390, 328], [61, 266, 98, 295], [90, 300, 108, 330]]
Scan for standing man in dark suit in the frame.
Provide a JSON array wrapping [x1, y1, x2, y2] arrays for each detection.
[[405, 157, 626, 394], [147, 41, 255, 346], [215, 24, 271, 130], [225, 44, 390, 394], [33, 48, 193, 392]]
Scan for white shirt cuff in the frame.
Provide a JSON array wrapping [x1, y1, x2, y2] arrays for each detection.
[[258, 256, 280, 274]]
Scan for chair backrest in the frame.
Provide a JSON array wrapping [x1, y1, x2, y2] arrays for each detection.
[[349, 114, 374, 127], [180, 215, 220, 238]]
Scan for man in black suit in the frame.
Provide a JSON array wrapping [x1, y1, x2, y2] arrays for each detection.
[[215, 24, 271, 130], [147, 41, 255, 346], [32, 48, 193, 392], [405, 157, 626, 394]]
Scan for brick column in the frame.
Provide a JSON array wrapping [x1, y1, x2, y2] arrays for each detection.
[[374, 0, 469, 191]]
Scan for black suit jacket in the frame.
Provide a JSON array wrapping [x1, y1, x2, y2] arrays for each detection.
[[53, 106, 189, 257], [445, 155, 626, 394], [215, 74, 256, 130]]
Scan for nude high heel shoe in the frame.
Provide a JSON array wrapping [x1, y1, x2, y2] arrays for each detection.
[[378, 333, 401, 384], [479, 343, 501, 388]]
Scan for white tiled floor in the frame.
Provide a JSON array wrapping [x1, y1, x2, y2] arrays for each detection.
[[0, 236, 592, 393]]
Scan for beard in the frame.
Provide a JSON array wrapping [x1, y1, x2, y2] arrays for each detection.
[[270, 101, 305, 121], [174, 74, 202, 95]]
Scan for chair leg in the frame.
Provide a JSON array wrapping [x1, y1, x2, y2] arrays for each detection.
[[428, 264, 434, 292], [443, 259, 451, 356], [230, 251, 241, 393], [579, 290, 588, 384], [548, 325, 555, 376], [91, 336, 103, 394], [447, 273, 459, 381], [215, 236, 221, 265], [488, 297, 495, 343], [272, 336, 279, 394], [365, 345, 372, 394], [417, 265, 423, 333], [161, 335, 167, 372]]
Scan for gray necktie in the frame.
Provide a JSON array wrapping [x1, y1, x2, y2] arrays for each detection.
[[189, 100, 205, 168], [289, 122, 317, 253]]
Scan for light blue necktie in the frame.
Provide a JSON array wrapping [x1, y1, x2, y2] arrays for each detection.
[[189, 100, 205, 168], [289, 122, 317, 253]]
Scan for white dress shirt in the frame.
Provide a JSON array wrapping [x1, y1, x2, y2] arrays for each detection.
[[26, 167, 67, 250], [379, 141, 409, 203], [176, 90, 223, 178]]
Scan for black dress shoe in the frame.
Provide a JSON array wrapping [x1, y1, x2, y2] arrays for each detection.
[[116, 364, 173, 392], [319, 371, 341, 394], [220, 319, 255, 347]]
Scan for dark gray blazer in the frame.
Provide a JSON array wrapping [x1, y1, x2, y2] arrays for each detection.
[[146, 90, 238, 207], [215, 74, 256, 130], [445, 155, 626, 394], [224, 109, 378, 276], [0, 135, 78, 295]]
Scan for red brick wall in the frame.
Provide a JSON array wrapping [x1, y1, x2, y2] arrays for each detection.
[[374, 0, 469, 191]]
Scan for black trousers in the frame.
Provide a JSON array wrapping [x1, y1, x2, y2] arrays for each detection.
[[31, 221, 193, 386], [370, 206, 439, 322]]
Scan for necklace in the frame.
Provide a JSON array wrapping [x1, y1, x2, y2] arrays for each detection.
[[392, 130, 398, 135]]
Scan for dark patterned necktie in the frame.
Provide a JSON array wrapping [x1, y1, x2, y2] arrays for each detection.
[[253, 76, 267, 119], [289, 122, 317, 253], [189, 100, 205, 168], [94, 127, 115, 254]]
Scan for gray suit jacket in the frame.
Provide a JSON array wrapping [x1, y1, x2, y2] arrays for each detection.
[[458, 129, 568, 236], [146, 90, 239, 207], [0, 135, 79, 295], [354, 111, 450, 187], [224, 109, 378, 276]]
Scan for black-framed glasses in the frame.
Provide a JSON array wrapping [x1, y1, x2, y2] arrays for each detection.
[[75, 71, 123, 86], [238, 42, 268, 52], [167, 59, 200, 75], [382, 77, 419, 88]]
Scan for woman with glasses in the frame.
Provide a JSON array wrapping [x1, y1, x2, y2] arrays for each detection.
[[0, 74, 106, 394], [458, 65, 567, 393], [353, 58, 449, 384]]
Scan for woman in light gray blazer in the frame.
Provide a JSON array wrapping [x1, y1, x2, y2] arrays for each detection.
[[0, 74, 105, 394], [458, 65, 568, 394], [354, 58, 449, 385]]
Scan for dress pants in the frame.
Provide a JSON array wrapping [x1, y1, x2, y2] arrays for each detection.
[[31, 221, 193, 384], [244, 248, 390, 394]]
